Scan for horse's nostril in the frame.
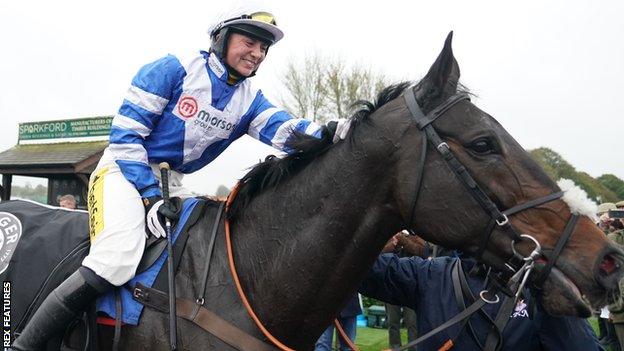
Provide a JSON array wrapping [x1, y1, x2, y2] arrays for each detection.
[[599, 254, 621, 275]]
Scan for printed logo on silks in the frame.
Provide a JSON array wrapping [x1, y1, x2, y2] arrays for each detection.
[[0, 212, 22, 274], [511, 299, 529, 318], [191, 105, 238, 140], [176, 95, 199, 120]]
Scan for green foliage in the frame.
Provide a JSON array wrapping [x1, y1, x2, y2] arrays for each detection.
[[598, 174, 624, 200], [529, 147, 622, 203], [529, 147, 576, 180], [361, 296, 383, 309], [10, 183, 47, 203]]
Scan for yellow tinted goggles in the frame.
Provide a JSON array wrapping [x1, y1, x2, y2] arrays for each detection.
[[248, 11, 276, 25], [223, 11, 277, 26]]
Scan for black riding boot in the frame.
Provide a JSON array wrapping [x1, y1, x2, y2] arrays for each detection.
[[12, 267, 112, 351]]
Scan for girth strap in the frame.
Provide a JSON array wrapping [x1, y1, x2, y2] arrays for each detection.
[[197, 201, 225, 305], [177, 299, 279, 351], [133, 283, 278, 351]]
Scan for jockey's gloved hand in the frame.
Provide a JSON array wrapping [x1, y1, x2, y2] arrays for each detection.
[[143, 196, 182, 238], [326, 119, 352, 143]]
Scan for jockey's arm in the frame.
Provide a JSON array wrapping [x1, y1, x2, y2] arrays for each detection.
[[108, 55, 184, 198], [245, 91, 323, 152]]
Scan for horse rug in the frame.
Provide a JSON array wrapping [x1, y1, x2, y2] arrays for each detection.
[[0, 197, 206, 333]]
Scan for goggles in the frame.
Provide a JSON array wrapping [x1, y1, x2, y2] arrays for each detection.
[[223, 11, 277, 26]]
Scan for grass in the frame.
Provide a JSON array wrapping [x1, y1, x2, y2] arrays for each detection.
[[329, 327, 409, 351], [353, 327, 391, 351], [340, 317, 602, 351]]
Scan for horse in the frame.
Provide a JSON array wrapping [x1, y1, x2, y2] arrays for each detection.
[[16, 32, 624, 350]]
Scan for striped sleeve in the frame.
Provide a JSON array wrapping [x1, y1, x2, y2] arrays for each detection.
[[246, 90, 322, 152], [109, 55, 186, 198]]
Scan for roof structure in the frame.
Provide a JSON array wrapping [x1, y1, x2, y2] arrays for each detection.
[[0, 141, 108, 175]]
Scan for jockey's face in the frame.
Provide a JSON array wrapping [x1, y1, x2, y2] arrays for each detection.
[[225, 33, 268, 77]]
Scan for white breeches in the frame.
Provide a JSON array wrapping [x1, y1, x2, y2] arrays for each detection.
[[82, 150, 193, 286]]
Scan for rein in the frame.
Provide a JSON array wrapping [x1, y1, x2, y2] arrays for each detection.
[[225, 184, 360, 351], [225, 184, 294, 351]]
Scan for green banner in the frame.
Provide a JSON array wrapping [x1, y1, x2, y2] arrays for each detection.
[[18, 116, 113, 141]]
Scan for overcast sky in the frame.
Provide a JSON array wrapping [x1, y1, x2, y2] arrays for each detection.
[[1, 0, 622, 195]]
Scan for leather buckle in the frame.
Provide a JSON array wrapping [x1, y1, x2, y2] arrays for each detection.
[[133, 287, 148, 301]]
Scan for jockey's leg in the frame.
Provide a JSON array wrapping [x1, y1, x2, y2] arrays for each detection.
[[12, 267, 112, 351], [14, 157, 147, 350]]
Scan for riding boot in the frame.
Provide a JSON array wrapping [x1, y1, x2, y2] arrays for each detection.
[[12, 267, 112, 351]]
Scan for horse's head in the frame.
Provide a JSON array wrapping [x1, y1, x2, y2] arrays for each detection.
[[370, 32, 624, 317]]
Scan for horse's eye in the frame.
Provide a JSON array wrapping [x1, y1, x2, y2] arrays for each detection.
[[470, 138, 495, 154]]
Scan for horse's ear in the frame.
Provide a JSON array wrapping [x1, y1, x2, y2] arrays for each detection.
[[417, 31, 461, 102]]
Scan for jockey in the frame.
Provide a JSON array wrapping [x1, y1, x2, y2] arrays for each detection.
[[13, 6, 349, 350]]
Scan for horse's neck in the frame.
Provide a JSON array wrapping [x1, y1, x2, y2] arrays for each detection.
[[232, 132, 403, 346]]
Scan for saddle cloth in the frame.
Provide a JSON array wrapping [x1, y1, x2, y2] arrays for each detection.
[[96, 197, 203, 325]]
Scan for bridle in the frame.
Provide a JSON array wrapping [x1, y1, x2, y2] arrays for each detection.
[[402, 87, 580, 295], [388, 87, 582, 351]]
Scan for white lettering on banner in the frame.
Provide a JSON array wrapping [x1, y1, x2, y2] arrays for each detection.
[[19, 122, 68, 134], [0, 213, 21, 274]]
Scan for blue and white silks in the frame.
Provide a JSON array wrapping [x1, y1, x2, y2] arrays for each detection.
[[109, 50, 322, 198]]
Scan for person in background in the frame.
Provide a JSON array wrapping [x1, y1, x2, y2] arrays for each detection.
[[314, 294, 362, 351], [58, 194, 77, 209], [383, 232, 418, 350], [597, 202, 622, 350], [360, 232, 602, 351], [608, 210, 624, 351], [598, 203, 618, 234]]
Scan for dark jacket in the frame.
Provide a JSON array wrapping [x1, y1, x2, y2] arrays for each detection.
[[359, 254, 601, 351], [339, 293, 362, 318]]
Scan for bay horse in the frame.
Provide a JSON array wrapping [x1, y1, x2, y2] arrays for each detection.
[[69, 33, 624, 349]]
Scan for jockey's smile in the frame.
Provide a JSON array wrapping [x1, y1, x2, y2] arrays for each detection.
[[225, 33, 267, 77]]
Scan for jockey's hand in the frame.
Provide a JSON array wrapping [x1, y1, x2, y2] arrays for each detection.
[[326, 119, 352, 143], [143, 196, 182, 238]]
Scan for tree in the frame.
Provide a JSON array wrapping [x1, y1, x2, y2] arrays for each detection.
[[529, 147, 621, 203], [281, 53, 327, 122], [280, 53, 388, 123], [597, 174, 624, 200]]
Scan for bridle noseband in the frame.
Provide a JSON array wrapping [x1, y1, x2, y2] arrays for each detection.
[[402, 86, 579, 294]]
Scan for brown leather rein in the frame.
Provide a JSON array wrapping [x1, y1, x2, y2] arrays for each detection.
[[225, 183, 360, 351]]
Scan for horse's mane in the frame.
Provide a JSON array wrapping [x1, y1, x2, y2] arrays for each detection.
[[227, 82, 412, 219]]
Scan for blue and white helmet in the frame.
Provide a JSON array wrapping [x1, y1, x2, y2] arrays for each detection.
[[209, 5, 284, 60]]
